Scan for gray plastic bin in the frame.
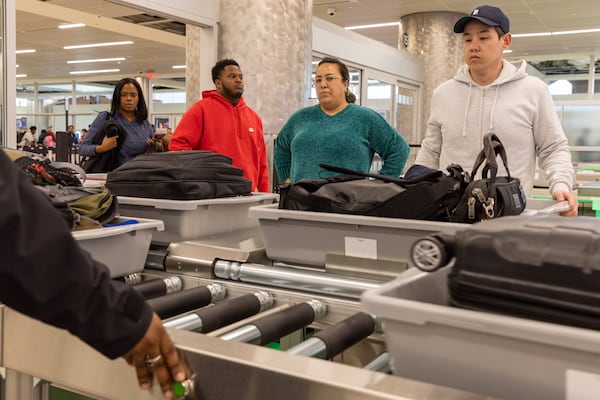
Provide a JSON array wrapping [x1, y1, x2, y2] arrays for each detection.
[[248, 204, 467, 267], [117, 193, 279, 245], [250, 200, 561, 267], [360, 266, 600, 400], [72, 217, 164, 278]]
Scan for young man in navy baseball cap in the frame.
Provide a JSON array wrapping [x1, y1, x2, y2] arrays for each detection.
[[414, 5, 578, 216]]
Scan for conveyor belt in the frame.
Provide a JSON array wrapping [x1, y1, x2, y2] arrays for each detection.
[[0, 231, 490, 400]]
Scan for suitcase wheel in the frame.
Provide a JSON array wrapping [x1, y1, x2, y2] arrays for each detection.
[[410, 235, 449, 272]]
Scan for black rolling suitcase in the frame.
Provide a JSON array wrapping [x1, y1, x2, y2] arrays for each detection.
[[411, 215, 600, 330]]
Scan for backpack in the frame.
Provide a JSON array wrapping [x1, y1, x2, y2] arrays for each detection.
[[105, 150, 252, 200], [3, 148, 119, 230], [279, 163, 469, 221], [36, 185, 119, 230]]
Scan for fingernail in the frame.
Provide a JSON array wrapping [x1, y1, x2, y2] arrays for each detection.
[[175, 371, 186, 381], [140, 382, 150, 390]]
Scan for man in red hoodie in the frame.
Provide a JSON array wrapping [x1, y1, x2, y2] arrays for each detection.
[[170, 59, 270, 192]]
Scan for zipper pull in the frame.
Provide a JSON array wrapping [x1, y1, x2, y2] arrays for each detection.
[[468, 196, 476, 220]]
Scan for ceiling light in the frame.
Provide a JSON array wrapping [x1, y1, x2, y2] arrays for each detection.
[[503, 50, 513, 53], [69, 69, 120, 75], [16, 74, 27, 78], [552, 28, 600, 36], [67, 57, 126, 64], [16, 49, 36, 54], [345, 22, 400, 30], [172, 65, 186, 69], [513, 28, 600, 38], [59, 23, 85, 29], [64, 41, 133, 50]]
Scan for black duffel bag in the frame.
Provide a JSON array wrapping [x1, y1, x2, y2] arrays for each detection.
[[279, 163, 469, 221], [105, 150, 252, 200]]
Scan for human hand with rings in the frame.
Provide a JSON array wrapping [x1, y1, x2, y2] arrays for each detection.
[[123, 312, 190, 399]]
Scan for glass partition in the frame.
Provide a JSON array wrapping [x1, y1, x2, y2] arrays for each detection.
[[556, 103, 600, 163], [396, 83, 418, 145], [365, 78, 393, 123]]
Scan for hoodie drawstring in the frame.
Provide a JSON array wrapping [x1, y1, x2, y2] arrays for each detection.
[[462, 82, 472, 137], [488, 85, 500, 132]]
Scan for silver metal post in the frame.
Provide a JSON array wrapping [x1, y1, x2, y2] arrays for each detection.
[[214, 260, 380, 299]]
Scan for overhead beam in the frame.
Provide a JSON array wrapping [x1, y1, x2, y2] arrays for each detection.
[[16, 0, 185, 48]]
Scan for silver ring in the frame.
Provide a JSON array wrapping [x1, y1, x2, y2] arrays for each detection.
[[145, 354, 162, 368]]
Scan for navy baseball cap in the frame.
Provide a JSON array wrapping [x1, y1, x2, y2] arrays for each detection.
[[454, 5, 510, 34]]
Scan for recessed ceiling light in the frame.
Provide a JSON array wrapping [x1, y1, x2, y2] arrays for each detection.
[[16, 49, 36, 54], [59, 23, 85, 29], [16, 74, 27, 78], [172, 65, 186, 69], [69, 69, 121, 75], [64, 41, 133, 50], [67, 57, 126, 64]]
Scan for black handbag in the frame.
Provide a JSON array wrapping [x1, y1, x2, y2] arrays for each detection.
[[279, 163, 468, 221], [452, 133, 526, 223]]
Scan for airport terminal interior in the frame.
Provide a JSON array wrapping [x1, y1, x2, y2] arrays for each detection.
[[1, 0, 600, 399]]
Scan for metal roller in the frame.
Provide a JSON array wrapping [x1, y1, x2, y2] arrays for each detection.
[[219, 300, 327, 345], [286, 312, 377, 359], [164, 291, 274, 332], [132, 276, 183, 299], [364, 352, 392, 374], [214, 260, 380, 299], [147, 283, 226, 319]]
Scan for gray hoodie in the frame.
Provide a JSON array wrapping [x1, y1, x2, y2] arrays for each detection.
[[415, 59, 575, 197]]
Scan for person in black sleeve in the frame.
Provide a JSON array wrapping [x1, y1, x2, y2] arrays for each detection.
[[0, 149, 188, 398]]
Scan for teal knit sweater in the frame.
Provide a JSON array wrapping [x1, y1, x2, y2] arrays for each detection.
[[274, 104, 409, 183]]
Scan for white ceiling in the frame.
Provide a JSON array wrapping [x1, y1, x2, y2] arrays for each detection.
[[15, 0, 600, 91]]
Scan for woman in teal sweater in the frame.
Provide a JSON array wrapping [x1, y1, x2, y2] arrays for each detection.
[[274, 57, 410, 184]]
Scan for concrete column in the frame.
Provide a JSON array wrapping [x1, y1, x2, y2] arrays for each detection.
[[400, 12, 464, 140], [217, 0, 313, 135], [136, 77, 152, 121], [217, 0, 313, 186]]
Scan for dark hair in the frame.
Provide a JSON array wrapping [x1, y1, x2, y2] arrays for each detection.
[[212, 59, 240, 82], [494, 27, 505, 38], [317, 57, 356, 104], [110, 77, 148, 123], [30, 125, 36, 131]]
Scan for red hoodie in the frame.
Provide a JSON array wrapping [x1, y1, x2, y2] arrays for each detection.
[[170, 90, 270, 192]]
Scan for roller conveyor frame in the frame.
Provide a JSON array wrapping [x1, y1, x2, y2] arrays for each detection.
[[0, 306, 489, 400]]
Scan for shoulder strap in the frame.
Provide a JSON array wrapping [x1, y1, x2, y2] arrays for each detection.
[[471, 133, 511, 180], [319, 163, 408, 185], [318, 163, 446, 186]]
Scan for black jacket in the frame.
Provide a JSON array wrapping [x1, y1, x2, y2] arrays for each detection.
[[81, 112, 127, 173], [0, 150, 152, 359]]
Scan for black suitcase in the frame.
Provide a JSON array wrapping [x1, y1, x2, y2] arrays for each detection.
[[410, 215, 600, 330]]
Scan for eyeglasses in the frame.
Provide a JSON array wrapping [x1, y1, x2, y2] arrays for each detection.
[[313, 75, 342, 85]]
